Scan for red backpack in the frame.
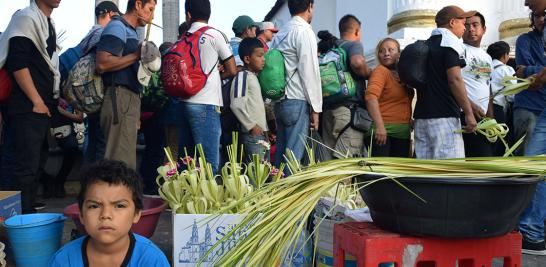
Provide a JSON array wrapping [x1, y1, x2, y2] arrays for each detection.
[[161, 26, 217, 98], [0, 68, 12, 103]]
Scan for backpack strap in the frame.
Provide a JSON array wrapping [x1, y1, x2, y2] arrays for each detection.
[[80, 27, 102, 56], [111, 24, 128, 125], [272, 34, 298, 96], [189, 26, 219, 77]]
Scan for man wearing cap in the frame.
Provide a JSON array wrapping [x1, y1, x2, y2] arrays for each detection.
[[460, 12, 494, 157], [231, 15, 258, 67], [81, 1, 121, 166], [413, 5, 477, 160], [270, 0, 321, 171], [95, 0, 157, 170], [257, 21, 278, 52], [323, 14, 371, 159]]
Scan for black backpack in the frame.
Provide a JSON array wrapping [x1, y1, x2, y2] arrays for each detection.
[[398, 39, 429, 90]]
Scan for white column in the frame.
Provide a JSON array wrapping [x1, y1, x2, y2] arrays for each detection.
[[388, 0, 442, 19], [162, 0, 180, 43], [96, 0, 119, 7], [501, 0, 531, 21]]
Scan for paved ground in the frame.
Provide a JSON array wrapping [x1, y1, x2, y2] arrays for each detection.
[[3, 180, 546, 266]]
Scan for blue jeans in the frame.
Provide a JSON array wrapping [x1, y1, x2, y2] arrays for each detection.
[[83, 114, 105, 165], [519, 109, 546, 243], [512, 108, 539, 156], [240, 133, 269, 163], [274, 99, 309, 171], [179, 102, 221, 174]]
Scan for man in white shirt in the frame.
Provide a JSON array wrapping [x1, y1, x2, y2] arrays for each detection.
[[180, 0, 237, 173], [461, 12, 493, 157], [270, 0, 322, 170]]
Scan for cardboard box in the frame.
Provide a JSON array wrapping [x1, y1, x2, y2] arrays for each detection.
[[0, 191, 21, 222], [172, 214, 251, 267], [0, 191, 22, 240]]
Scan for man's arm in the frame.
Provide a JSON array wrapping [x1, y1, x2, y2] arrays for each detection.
[[349, 54, 371, 79], [297, 30, 323, 130], [7, 37, 50, 116], [220, 56, 237, 80], [95, 50, 140, 74], [13, 69, 50, 116], [447, 66, 476, 132]]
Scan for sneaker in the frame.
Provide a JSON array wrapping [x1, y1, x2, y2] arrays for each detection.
[[32, 202, 46, 210], [522, 239, 546, 256]]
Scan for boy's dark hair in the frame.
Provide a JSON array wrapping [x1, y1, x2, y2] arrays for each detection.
[[159, 42, 174, 56], [288, 0, 314, 16], [339, 14, 361, 36], [185, 0, 211, 22], [238, 38, 263, 63], [77, 160, 144, 212], [317, 30, 338, 54], [487, 41, 511, 60], [472, 12, 486, 27], [178, 22, 190, 38], [127, 0, 156, 12]]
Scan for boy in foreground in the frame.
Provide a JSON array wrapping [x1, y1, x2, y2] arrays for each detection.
[[49, 160, 169, 267], [230, 38, 269, 162]]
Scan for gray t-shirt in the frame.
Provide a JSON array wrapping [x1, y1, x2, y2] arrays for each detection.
[[335, 39, 366, 106]]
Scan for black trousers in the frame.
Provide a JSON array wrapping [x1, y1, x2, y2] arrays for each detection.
[[10, 112, 50, 213], [461, 113, 494, 157], [493, 104, 507, 156], [370, 136, 411, 157]]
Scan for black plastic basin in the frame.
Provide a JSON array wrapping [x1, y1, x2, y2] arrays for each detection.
[[357, 175, 543, 238]]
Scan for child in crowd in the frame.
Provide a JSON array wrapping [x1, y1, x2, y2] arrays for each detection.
[[48, 160, 169, 267], [487, 41, 516, 156], [230, 38, 269, 162]]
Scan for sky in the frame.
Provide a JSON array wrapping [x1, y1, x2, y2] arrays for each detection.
[[0, 0, 278, 51]]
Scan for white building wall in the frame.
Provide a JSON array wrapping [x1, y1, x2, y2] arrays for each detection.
[[268, 0, 531, 66]]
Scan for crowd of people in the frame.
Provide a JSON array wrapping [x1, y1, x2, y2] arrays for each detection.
[[0, 0, 545, 262]]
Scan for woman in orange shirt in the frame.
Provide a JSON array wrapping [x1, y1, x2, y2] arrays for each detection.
[[365, 38, 413, 157]]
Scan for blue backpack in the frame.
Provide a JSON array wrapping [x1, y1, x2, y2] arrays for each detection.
[[59, 46, 82, 82], [59, 28, 101, 83]]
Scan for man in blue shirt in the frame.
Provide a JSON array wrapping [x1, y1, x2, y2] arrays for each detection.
[[514, 11, 546, 156], [518, 0, 546, 256], [96, 0, 157, 170]]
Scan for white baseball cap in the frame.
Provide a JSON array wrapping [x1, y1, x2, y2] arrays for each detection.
[[259, 21, 279, 33]]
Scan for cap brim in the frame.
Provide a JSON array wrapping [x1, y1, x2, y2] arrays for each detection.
[[270, 28, 279, 33], [459, 10, 477, 18]]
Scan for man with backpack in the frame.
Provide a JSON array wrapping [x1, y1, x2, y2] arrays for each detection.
[[0, 0, 61, 213], [413, 5, 477, 159], [270, 0, 322, 170], [80, 1, 121, 165], [321, 15, 371, 159], [96, 0, 157, 170], [177, 0, 237, 174]]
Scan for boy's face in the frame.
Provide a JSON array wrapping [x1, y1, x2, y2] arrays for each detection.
[[244, 47, 265, 72], [80, 181, 141, 246]]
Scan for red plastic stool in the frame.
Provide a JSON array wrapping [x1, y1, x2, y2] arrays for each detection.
[[333, 222, 522, 267]]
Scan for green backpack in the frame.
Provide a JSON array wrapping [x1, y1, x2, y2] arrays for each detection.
[[259, 49, 289, 100], [319, 45, 356, 104]]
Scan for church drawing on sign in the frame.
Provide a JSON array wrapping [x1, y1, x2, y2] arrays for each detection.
[[179, 220, 214, 263]]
